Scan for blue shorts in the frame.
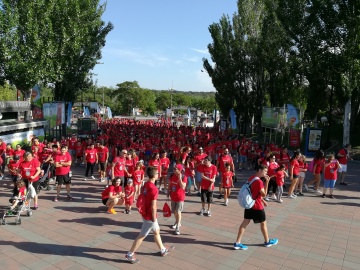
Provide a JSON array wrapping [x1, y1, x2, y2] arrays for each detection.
[[324, 179, 336, 188], [238, 155, 247, 163], [195, 171, 202, 182]]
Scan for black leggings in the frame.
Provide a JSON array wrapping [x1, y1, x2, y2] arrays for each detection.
[[267, 179, 277, 195], [85, 162, 95, 177]]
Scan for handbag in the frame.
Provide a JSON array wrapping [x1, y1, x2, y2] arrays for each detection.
[[162, 201, 171, 218]]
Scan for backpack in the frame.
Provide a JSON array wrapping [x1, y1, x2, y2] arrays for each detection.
[[237, 177, 259, 209], [308, 159, 315, 173]]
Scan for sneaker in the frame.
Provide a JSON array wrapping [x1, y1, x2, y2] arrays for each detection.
[[298, 192, 304, 196], [175, 227, 180, 235], [264, 195, 270, 201], [292, 194, 297, 198], [278, 199, 283, 203], [225, 199, 228, 206], [108, 209, 117, 214], [161, 246, 175, 256], [315, 189, 322, 194], [271, 194, 277, 200], [339, 182, 348, 186], [329, 195, 335, 199], [264, 238, 279, 247], [207, 210, 211, 217], [53, 197, 59, 202], [199, 208, 205, 216], [67, 195, 74, 201], [33, 205, 39, 210], [287, 195, 295, 199], [322, 194, 326, 198], [84, 178, 87, 181], [171, 223, 181, 229], [128, 210, 132, 214], [125, 253, 139, 264], [233, 242, 248, 250], [91, 176, 95, 180], [304, 184, 309, 192], [125, 209, 129, 214], [105, 185, 109, 188], [218, 194, 223, 199]]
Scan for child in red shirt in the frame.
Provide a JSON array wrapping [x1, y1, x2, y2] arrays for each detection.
[[275, 164, 288, 203], [133, 162, 144, 199], [124, 179, 135, 214], [221, 163, 234, 206]]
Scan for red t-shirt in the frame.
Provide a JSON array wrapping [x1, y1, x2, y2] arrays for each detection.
[[133, 169, 144, 185], [125, 185, 135, 204], [125, 158, 134, 177], [275, 171, 285, 186], [142, 181, 158, 221], [97, 147, 109, 162], [75, 145, 84, 157], [217, 155, 233, 173], [8, 160, 21, 175], [113, 157, 125, 177], [109, 185, 122, 196], [222, 171, 234, 188], [290, 159, 300, 175], [248, 176, 264, 210], [19, 158, 41, 182], [14, 149, 26, 162], [148, 159, 161, 175], [102, 186, 111, 199], [55, 152, 72, 176], [324, 161, 339, 180], [68, 137, 77, 150], [85, 149, 97, 163], [268, 162, 279, 177], [160, 157, 170, 176], [198, 164, 217, 190], [314, 158, 324, 174], [169, 174, 187, 202], [337, 149, 348, 165]]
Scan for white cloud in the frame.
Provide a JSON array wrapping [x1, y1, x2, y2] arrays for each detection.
[[190, 48, 209, 54]]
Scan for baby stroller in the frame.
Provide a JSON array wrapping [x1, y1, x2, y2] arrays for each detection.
[[1, 183, 33, 225], [37, 163, 53, 193]]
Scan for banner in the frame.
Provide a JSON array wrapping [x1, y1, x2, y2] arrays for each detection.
[[261, 107, 286, 129], [229, 109, 237, 129], [67, 102, 72, 127], [287, 104, 300, 129], [0, 129, 45, 148], [31, 84, 43, 119], [289, 129, 301, 147], [107, 107, 113, 119], [220, 120, 227, 131], [43, 103, 65, 128]]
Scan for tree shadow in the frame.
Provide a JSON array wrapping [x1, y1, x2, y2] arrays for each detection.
[[58, 217, 143, 229], [320, 202, 360, 207]]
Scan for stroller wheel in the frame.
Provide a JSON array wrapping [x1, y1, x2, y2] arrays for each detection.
[[16, 218, 21, 225], [1, 218, 5, 225], [27, 211, 33, 217]]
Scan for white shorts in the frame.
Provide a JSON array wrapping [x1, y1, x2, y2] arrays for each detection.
[[140, 218, 160, 237], [338, 164, 347, 173], [299, 172, 305, 178]]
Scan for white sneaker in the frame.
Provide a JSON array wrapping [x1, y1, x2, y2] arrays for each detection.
[[304, 184, 309, 192], [171, 223, 181, 229], [91, 176, 95, 180], [292, 194, 297, 198], [207, 210, 211, 217], [287, 195, 296, 199], [225, 199, 229, 206], [84, 178, 87, 181], [175, 227, 180, 235], [315, 189, 322, 194], [278, 199, 283, 203], [271, 194, 277, 200], [264, 195, 270, 202], [199, 208, 205, 216]]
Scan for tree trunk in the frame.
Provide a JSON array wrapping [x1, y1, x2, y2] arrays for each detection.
[[343, 98, 351, 146]]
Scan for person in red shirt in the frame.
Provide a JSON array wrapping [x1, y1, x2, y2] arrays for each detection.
[[167, 164, 187, 235], [304, 150, 325, 193], [288, 151, 301, 199], [296, 155, 308, 196], [198, 156, 217, 217], [337, 144, 352, 185], [322, 154, 341, 198], [233, 164, 278, 250], [159, 150, 170, 192], [133, 162, 145, 199], [0, 138, 6, 174], [97, 143, 109, 182], [106, 177, 125, 214], [5, 143, 14, 162], [8, 155, 21, 186], [194, 147, 207, 195], [18, 152, 41, 210], [275, 164, 288, 203], [216, 148, 234, 200], [148, 152, 161, 186], [266, 156, 280, 201], [84, 143, 98, 181], [75, 141, 84, 164], [54, 146, 73, 201], [125, 166, 174, 264], [31, 138, 44, 153], [124, 179, 135, 214], [221, 163, 234, 206], [14, 144, 26, 163], [9, 179, 27, 211]]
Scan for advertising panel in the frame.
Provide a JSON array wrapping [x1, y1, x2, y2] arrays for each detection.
[[43, 103, 65, 128], [261, 107, 287, 129], [0, 129, 45, 148], [289, 129, 301, 147], [304, 128, 323, 156], [287, 104, 300, 129]]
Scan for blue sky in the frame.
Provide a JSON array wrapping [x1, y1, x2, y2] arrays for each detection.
[[93, 0, 238, 92]]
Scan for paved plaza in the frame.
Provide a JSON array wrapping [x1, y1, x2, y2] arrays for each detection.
[[1, 162, 359, 270]]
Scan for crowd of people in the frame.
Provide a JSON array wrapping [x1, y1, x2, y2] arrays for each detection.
[[0, 119, 353, 264]]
